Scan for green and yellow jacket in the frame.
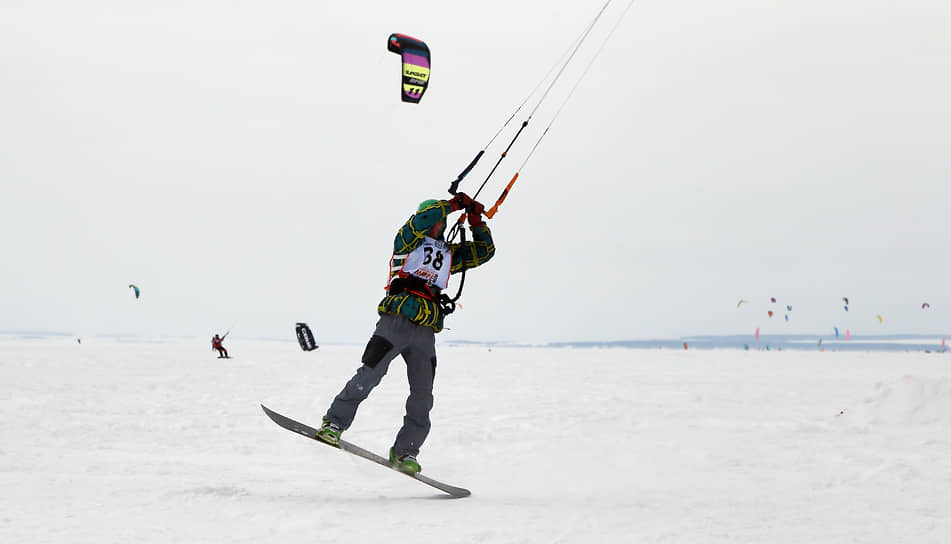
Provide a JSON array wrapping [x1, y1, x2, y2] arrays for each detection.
[[378, 200, 495, 332]]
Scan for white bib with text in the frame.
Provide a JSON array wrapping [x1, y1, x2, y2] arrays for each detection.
[[400, 236, 451, 289]]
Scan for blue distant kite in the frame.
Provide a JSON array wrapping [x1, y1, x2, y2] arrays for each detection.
[[128, 284, 140, 299]]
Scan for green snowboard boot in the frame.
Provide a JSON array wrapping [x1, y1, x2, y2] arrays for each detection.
[[389, 447, 421, 474], [316, 418, 342, 446]]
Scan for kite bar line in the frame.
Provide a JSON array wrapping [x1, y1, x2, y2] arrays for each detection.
[[222, 320, 238, 339], [487, 0, 636, 219], [447, 0, 614, 242], [446, 32, 581, 196], [468, 0, 612, 205], [443, 0, 625, 308], [445, 47, 577, 236]]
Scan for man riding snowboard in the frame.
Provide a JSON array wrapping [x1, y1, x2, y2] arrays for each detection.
[[316, 193, 495, 473]]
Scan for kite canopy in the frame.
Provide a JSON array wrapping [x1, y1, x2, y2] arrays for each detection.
[[128, 284, 140, 299], [922, 302, 931, 309], [387, 33, 430, 103], [296, 322, 318, 351]]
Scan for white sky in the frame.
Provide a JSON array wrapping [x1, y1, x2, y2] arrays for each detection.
[[2, 1, 949, 342]]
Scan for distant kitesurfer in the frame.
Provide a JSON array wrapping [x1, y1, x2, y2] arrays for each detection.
[[212, 333, 229, 359]]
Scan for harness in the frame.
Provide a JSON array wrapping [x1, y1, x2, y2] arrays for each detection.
[[387, 276, 457, 315], [387, 231, 460, 315]]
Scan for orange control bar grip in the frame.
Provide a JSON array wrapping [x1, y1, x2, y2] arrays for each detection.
[[486, 172, 518, 219]]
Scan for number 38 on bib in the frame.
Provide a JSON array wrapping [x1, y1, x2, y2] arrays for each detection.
[[399, 236, 451, 289]]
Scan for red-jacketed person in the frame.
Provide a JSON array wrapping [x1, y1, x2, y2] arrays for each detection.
[[212, 334, 229, 359]]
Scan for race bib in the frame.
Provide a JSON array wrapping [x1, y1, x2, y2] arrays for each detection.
[[400, 236, 451, 289]]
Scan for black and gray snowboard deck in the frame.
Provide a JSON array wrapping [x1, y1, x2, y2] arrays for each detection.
[[261, 404, 471, 498]]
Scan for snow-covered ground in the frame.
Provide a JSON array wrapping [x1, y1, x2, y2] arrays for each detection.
[[2, 336, 949, 543]]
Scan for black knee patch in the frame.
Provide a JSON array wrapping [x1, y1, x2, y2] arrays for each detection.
[[361, 335, 393, 368]]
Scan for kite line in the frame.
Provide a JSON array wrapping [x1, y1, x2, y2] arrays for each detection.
[[442, 0, 634, 307]]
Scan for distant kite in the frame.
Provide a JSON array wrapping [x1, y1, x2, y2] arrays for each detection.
[[768, 310, 774, 318], [786, 305, 792, 311], [842, 297, 849, 305], [387, 33, 430, 103], [737, 300, 748, 308], [770, 297, 776, 303], [755, 327, 760, 341], [784, 314, 789, 322], [834, 327, 839, 337], [876, 314, 883, 324], [922, 302, 931, 309], [128, 284, 140, 299]]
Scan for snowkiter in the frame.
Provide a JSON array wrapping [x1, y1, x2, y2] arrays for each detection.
[[212, 334, 229, 358], [316, 193, 495, 473]]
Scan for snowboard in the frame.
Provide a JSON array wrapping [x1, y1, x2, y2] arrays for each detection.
[[261, 404, 471, 498]]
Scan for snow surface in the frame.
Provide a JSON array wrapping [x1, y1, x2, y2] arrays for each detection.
[[2, 336, 950, 543]]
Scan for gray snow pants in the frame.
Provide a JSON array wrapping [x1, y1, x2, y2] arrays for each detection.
[[324, 313, 436, 457]]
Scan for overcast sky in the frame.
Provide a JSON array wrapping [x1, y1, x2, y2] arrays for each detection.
[[2, 1, 949, 343]]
